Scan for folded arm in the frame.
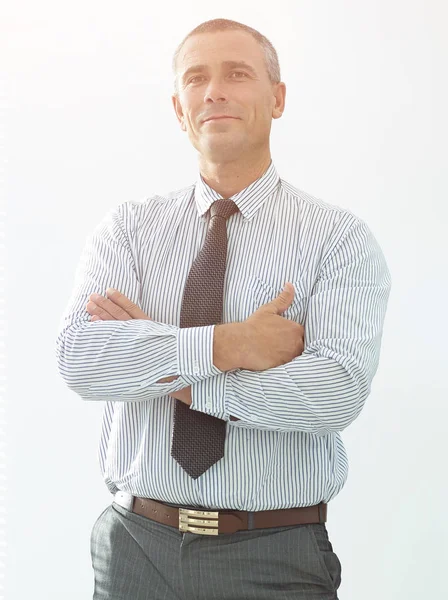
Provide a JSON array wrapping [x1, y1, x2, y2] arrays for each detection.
[[55, 203, 224, 401], [189, 219, 392, 434]]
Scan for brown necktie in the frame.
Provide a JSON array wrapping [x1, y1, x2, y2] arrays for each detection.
[[170, 198, 239, 479]]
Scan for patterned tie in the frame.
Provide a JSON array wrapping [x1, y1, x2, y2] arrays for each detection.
[[170, 198, 240, 479]]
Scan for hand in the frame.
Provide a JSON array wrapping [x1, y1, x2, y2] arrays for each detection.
[[238, 282, 305, 371], [86, 289, 190, 401], [87, 288, 152, 322]]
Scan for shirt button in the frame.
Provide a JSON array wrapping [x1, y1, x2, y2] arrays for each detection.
[[206, 400, 212, 409]]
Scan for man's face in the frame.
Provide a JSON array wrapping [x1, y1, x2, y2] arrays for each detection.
[[172, 30, 285, 162]]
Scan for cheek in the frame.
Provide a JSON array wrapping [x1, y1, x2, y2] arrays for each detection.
[[184, 113, 196, 131], [252, 105, 269, 129], [250, 96, 271, 124], [188, 106, 202, 129]]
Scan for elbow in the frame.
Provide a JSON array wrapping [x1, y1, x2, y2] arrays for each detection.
[[55, 349, 86, 396], [55, 329, 90, 395], [317, 385, 369, 435]]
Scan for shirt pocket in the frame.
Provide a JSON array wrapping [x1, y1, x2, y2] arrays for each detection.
[[249, 275, 309, 324]]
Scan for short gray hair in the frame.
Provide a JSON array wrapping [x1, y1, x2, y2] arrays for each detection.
[[172, 18, 281, 97]]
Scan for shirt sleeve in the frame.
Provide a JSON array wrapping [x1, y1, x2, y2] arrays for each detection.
[[190, 218, 392, 434], [55, 202, 223, 402]]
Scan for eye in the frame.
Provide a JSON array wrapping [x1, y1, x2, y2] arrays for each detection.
[[187, 71, 248, 84]]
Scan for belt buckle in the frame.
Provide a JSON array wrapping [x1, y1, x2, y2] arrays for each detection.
[[178, 508, 219, 535]]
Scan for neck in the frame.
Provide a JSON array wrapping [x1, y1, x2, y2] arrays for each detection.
[[199, 154, 272, 198]]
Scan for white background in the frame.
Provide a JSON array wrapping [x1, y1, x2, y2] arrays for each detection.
[[2, 1, 447, 598]]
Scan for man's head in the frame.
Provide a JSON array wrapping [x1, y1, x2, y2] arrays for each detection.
[[171, 19, 286, 166]]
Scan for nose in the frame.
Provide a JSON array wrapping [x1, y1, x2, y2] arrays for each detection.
[[205, 95, 227, 104], [203, 80, 229, 104]]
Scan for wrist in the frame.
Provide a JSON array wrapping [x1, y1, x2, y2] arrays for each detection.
[[213, 322, 245, 371]]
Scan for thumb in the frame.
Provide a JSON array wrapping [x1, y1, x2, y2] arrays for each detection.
[[272, 282, 295, 314]]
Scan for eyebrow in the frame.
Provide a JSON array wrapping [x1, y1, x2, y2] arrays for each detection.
[[180, 60, 258, 84]]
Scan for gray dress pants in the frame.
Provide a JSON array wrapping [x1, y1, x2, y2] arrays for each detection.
[[90, 500, 342, 599]]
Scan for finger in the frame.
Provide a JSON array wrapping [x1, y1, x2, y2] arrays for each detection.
[[104, 288, 152, 320], [90, 315, 101, 321], [87, 295, 133, 321], [86, 300, 118, 320]]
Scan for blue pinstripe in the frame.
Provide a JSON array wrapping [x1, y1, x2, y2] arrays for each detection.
[[56, 160, 391, 511]]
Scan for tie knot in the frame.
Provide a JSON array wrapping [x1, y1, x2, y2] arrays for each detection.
[[210, 198, 239, 221]]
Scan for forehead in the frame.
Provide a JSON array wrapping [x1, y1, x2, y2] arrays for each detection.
[[178, 30, 264, 70]]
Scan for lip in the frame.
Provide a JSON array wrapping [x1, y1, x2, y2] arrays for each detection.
[[203, 116, 238, 123]]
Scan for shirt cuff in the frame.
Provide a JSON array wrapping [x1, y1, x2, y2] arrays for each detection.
[[190, 372, 228, 419], [177, 324, 224, 385]]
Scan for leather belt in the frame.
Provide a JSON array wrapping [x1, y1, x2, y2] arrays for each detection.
[[113, 491, 327, 536]]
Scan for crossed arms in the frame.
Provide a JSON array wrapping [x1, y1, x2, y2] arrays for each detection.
[[55, 206, 391, 435]]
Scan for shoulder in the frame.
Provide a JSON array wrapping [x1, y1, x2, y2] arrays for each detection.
[[113, 184, 195, 230], [280, 179, 356, 215], [279, 178, 361, 235]]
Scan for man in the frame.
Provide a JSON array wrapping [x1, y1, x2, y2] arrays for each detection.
[[56, 18, 391, 600]]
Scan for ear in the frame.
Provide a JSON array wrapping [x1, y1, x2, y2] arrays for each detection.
[[272, 82, 286, 120], [172, 95, 186, 130]]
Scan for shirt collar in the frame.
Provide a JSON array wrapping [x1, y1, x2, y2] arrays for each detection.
[[194, 159, 281, 222]]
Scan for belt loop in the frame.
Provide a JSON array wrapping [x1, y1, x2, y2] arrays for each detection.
[[318, 502, 324, 523], [248, 512, 255, 530], [114, 490, 134, 512]]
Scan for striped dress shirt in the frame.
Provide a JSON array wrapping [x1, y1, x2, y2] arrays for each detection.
[[55, 160, 391, 511]]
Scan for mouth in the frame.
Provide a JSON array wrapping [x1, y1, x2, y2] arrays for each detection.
[[203, 117, 238, 123]]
